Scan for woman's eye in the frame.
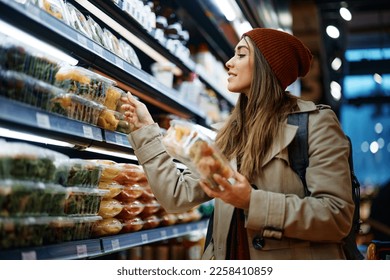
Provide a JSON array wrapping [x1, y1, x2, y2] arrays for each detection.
[[237, 54, 246, 58]]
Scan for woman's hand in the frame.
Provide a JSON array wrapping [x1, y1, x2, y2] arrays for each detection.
[[199, 172, 252, 210], [120, 92, 154, 132]]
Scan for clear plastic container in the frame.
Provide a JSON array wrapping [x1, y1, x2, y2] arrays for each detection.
[[86, 15, 104, 46], [141, 199, 161, 216], [0, 180, 67, 217], [116, 199, 145, 219], [115, 184, 144, 202], [0, 141, 69, 183], [98, 182, 124, 199], [48, 93, 105, 125], [91, 217, 123, 237], [142, 214, 161, 230], [162, 120, 234, 189], [45, 215, 102, 244], [64, 187, 107, 216], [65, 2, 93, 39], [34, 0, 70, 24], [0, 69, 65, 110], [118, 39, 142, 69], [113, 163, 148, 187], [0, 36, 62, 84], [120, 217, 144, 233], [97, 108, 125, 131], [103, 86, 125, 111], [57, 158, 102, 188], [54, 65, 115, 104], [98, 198, 123, 218]]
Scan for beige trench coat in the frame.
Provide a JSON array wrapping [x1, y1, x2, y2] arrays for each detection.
[[127, 99, 355, 260]]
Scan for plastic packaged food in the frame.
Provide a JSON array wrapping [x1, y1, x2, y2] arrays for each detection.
[[34, 0, 70, 24], [104, 86, 125, 111], [0, 141, 69, 183], [116, 199, 145, 219], [159, 212, 178, 226], [120, 217, 144, 233], [97, 108, 125, 131], [113, 163, 148, 187], [86, 15, 104, 45], [0, 37, 62, 84], [118, 39, 142, 69], [91, 217, 123, 237], [57, 159, 102, 188], [98, 181, 124, 199], [102, 28, 124, 58], [139, 185, 155, 202], [45, 215, 102, 244], [142, 215, 161, 230], [0, 180, 67, 217], [65, 2, 93, 39], [115, 184, 144, 202], [64, 187, 107, 216], [140, 199, 161, 216], [0, 69, 66, 110], [48, 92, 105, 125], [98, 198, 123, 218], [54, 65, 115, 104], [162, 120, 234, 189]]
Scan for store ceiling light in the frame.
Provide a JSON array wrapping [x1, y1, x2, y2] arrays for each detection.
[[0, 19, 78, 66], [330, 80, 342, 101], [326, 25, 340, 39], [339, 7, 352, 21], [373, 73, 383, 84], [331, 57, 342, 71], [214, 0, 237, 21]]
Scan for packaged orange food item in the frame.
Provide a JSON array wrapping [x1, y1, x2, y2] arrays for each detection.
[[162, 120, 234, 189]]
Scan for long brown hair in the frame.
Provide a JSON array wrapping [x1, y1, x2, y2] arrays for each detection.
[[215, 36, 298, 182]]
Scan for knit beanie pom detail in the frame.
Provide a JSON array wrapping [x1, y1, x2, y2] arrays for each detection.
[[243, 28, 313, 90]]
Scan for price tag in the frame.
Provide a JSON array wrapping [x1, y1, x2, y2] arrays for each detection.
[[76, 244, 88, 258], [115, 134, 124, 145], [141, 233, 148, 243], [186, 225, 192, 232], [83, 125, 94, 139], [93, 43, 103, 56], [77, 33, 88, 46], [21, 251, 37, 260], [172, 228, 179, 236], [111, 239, 120, 250], [160, 230, 167, 238], [115, 56, 124, 69], [36, 113, 51, 129]]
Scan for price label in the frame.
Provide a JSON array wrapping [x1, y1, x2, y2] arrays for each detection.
[[172, 228, 179, 236], [111, 239, 120, 250], [77, 33, 88, 46], [36, 113, 50, 129], [160, 230, 167, 238], [76, 244, 88, 258], [21, 251, 37, 260], [83, 125, 94, 139], [115, 56, 124, 69], [93, 43, 103, 56], [141, 233, 148, 243], [115, 134, 124, 145], [186, 225, 192, 232]]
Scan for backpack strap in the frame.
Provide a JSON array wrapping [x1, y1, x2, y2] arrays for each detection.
[[287, 112, 310, 196]]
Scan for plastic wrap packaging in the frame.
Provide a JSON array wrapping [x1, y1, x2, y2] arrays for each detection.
[[0, 141, 69, 183], [113, 163, 148, 187], [64, 187, 107, 216], [142, 214, 161, 230], [0, 180, 67, 217], [115, 184, 144, 202], [91, 217, 123, 237], [116, 199, 145, 220], [0, 35, 63, 84], [65, 2, 93, 39], [57, 158, 102, 188], [104, 86, 125, 111], [120, 217, 144, 233], [98, 198, 123, 218], [97, 108, 125, 131], [86, 15, 104, 45], [32, 0, 70, 24], [118, 39, 142, 69], [54, 65, 115, 104], [162, 120, 234, 189]]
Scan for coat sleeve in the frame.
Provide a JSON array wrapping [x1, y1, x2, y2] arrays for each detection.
[[127, 123, 210, 213], [246, 109, 355, 242]]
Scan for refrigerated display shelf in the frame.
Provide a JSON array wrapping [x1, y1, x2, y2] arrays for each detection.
[[0, 219, 208, 260], [0, 0, 207, 123]]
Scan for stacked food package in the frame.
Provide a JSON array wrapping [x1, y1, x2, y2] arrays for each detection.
[[162, 120, 234, 189], [0, 34, 134, 133]]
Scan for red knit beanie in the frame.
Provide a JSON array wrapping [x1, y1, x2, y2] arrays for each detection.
[[243, 28, 313, 90]]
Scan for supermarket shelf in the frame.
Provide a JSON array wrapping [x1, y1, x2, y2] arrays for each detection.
[[79, 0, 235, 107], [0, 219, 208, 260], [0, 0, 207, 122]]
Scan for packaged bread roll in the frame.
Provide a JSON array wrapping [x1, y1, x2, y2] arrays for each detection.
[[98, 198, 123, 218]]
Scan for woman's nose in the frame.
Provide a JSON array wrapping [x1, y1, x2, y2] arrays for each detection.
[[225, 58, 233, 68]]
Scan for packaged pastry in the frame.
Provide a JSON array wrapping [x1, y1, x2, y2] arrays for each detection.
[[0, 36, 62, 84], [48, 93, 105, 125], [115, 184, 144, 202], [65, 2, 93, 39], [64, 187, 107, 216], [91, 217, 123, 237], [0, 141, 69, 183], [34, 0, 70, 24], [87, 159, 122, 182], [104, 86, 125, 111], [101, 28, 124, 58], [98, 198, 123, 218], [97, 108, 125, 131], [116, 199, 145, 219], [162, 120, 234, 189], [113, 163, 148, 187], [98, 181, 124, 199], [141, 199, 161, 216], [0, 69, 65, 110], [0, 180, 67, 217], [118, 39, 142, 69], [120, 217, 144, 233], [159, 212, 178, 226], [142, 215, 161, 230], [54, 65, 115, 104], [139, 185, 155, 202]]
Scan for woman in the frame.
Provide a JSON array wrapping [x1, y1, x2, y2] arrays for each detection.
[[121, 28, 355, 259]]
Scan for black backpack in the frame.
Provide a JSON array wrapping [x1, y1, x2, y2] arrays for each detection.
[[287, 109, 364, 260]]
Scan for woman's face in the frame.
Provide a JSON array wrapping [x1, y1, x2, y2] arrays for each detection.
[[225, 37, 254, 95]]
